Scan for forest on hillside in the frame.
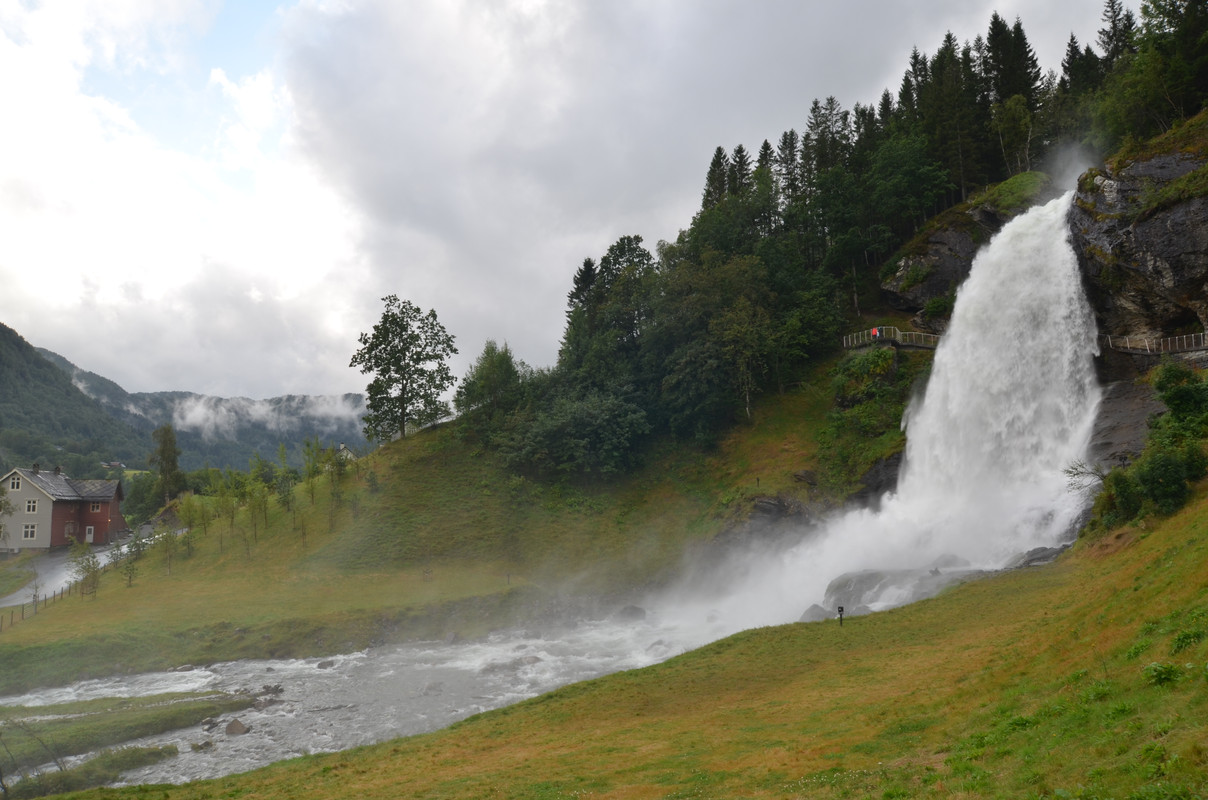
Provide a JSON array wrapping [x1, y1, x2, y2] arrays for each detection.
[[445, 0, 1207, 477]]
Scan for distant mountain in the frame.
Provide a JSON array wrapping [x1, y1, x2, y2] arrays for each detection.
[[0, 322, 146, 477], [36, 347, 369, 472]]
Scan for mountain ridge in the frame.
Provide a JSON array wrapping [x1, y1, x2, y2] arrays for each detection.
[[0, 319, 368, 475]]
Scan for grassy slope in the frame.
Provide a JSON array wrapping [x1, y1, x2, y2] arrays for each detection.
[[63, 488, 1208, 800]]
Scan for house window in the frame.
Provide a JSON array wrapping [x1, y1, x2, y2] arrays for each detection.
[[90, 501, 102, 513], [25, 499, 37, 513], [22, 524, 36, 540], [8, 475, 18, 490]]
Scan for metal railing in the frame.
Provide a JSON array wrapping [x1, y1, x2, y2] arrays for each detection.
[[1101, 333, 1208, 355], [842, 326, 940, 350], [843, 328, 1208, 356]]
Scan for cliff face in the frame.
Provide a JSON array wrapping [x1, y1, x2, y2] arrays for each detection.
[[880, 172, 1056, 332], [1069, 150, 1208, 340]]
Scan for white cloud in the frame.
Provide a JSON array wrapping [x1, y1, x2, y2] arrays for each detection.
[[0, 0, 368, 397], [0, 0, 1109, 401]]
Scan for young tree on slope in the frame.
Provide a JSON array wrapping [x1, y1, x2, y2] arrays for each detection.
[[0, 482, 12, 548], [149, 423, 184, 506], [350, 295, 458, 442]]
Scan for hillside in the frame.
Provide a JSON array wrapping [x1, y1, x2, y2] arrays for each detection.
[[69, 495, 1208, 800], [1, 387, 1198, 799], [0, 322, 145, 476], [36, 348, 368, 471]]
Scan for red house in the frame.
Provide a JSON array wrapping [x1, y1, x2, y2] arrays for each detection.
[[1, 465, 129, 552]]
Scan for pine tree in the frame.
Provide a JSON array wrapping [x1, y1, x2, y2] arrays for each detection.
[[756, 139, 774, 174], [1098, 0, 1137, 70], [567, 257, 597, 312], [701, 146, 729, 210], [1061, 34, 1102, 95], [727, 144, 753, 196], [774, 129, 802, 206]]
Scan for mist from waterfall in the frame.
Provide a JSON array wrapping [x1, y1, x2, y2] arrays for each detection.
[[658, 191, 1102, 633]]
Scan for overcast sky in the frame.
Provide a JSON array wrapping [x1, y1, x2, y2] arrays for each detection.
[[0, 0, 1109, 399]]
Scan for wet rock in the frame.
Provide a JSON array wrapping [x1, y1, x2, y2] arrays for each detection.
[[1006, 546, 1068, 569], [444, 632, 462, 645], [751, 495, 807, 519], [613, 605, 647, 623], [798, 604, 832, 623], [225, 718, 251, 736], [169, 664, 195, 673], [824, 562, 984, 613], [479, 655, 543, 675], [191, 740, 214, 752], [259, 684, 284, 695], [421, 681, 444, 696], [848, 452, 904, 509], [1071, 152, 1208, 341], [1087, 380, 1165, 467], [793, 469, 818, 485], [316, 660, 336, 670], [201, 717, 220, 733]]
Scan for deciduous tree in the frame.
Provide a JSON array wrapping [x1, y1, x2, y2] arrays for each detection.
[[350, 295, 457, 442], [149, 424, 184, 506]]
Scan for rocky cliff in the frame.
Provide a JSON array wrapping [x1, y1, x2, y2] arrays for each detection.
[[1069, 129, 1208, 346], [880, 171, 1057, 332]]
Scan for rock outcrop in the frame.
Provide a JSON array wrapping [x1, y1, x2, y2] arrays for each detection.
[[1070, 151, 1208, 342], [881, 173, 1056, 332]]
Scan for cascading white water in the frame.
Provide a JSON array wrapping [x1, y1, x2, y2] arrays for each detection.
[[893, 190, 1101, 560], [661, 191, 1102, 628]]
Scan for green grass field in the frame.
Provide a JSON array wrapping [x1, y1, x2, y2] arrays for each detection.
[[34, 486, 1207, 800]]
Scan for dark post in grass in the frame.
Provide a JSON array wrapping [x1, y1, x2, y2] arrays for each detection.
[[837, 605, 844, 627]]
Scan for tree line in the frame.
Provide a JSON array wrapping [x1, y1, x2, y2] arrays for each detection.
[[352, 0, 1206, 479]]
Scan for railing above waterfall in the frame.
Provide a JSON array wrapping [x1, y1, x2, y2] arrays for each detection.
[[1100, 333, 1208, 355], [842, 326, 940, 350], [842, 327, 1208, 356]]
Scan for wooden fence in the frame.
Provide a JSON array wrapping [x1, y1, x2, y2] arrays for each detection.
[[0, 559, 114, 634]]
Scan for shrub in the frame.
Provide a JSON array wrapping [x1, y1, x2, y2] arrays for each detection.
[[1142, 662, 1183, 687], [1134, 450, 1191, 514], [922, 292, 955, 319], [1169, 629, 1204, 655]]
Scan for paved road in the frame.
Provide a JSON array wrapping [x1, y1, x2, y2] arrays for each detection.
[[0, 539, 128, 607]]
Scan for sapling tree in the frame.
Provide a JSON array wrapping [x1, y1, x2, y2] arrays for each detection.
[[69, 538, 101, 597], [303, 436, 322, 506], [154, 523, 178, 575], [120, 545, 139, 587], [0, 482, 12, 549]]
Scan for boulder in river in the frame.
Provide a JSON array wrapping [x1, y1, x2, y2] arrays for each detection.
[[613, 605, 647, 623], [225, 718, 251, 736]]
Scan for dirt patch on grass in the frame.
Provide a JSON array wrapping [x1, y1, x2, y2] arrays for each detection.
[[1086, 528, 1139, 558]]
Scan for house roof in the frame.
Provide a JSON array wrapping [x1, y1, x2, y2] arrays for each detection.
[[4, 468, 122, 503]]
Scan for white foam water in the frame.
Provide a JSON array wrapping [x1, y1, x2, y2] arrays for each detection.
[[662, 191, 1101, 630]]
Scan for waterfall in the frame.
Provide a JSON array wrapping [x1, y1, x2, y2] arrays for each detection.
[[893, 190, 1101, 559], [663, 191, 1102, 630]]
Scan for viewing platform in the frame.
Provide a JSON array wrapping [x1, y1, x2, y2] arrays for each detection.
[[841, 326, 939, 350]]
